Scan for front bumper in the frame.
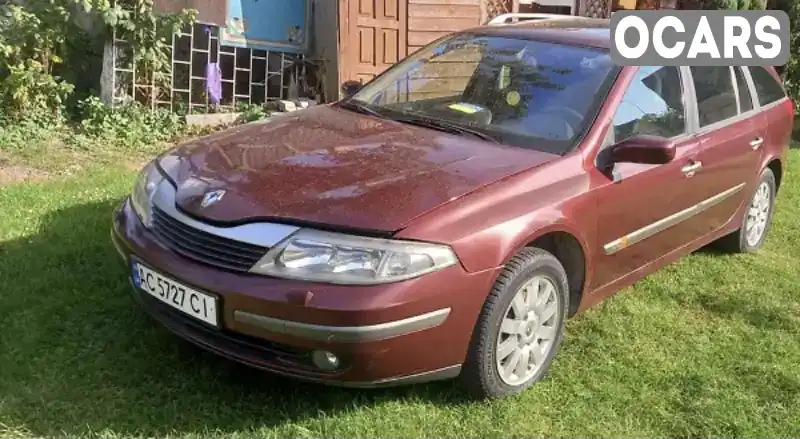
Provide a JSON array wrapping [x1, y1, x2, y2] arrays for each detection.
[[111, 198, 499, 387]]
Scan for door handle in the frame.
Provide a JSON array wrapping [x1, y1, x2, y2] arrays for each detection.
[[681, 161, 702, 177], [750, 137, 764, 150]]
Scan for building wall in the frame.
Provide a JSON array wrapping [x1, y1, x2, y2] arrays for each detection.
[[153, 0, 226, 26], [520, 3, 573, 13], [310, 0, 340, 102], [407, 0, 483, 54], [327, 0, 505, 101]]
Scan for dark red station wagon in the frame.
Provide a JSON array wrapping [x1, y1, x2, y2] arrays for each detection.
[[111, 17, 793, 399]]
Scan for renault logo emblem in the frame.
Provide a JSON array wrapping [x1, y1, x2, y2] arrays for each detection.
[[200, 189, 225, 208]]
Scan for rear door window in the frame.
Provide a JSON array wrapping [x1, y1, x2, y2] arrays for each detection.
[[748, 66, 787, 106], [690, 66, 738, 128]]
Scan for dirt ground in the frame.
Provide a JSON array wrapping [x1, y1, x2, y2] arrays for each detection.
[[0, 151, 49, 187]]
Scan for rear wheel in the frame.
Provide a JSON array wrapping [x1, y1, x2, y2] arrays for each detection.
[[714, 167, 776, 253], [459, 247, 569, 399]]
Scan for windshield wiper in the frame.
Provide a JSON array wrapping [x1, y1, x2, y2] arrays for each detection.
[[392, 115, 499, 143], [337, 99, 384, 118], [338, 102, 498, 143]]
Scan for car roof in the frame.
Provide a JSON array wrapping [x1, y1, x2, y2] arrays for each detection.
[[458, 17, 612, 50]]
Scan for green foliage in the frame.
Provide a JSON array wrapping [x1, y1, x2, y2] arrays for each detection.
[[0, 117, 67, 152], [236, 103, 270, 123], [707, 0, 735, 9], [109, 0, 197, 94], [764, 0, 800, 117], [0, 4, 75, 120], [77, 96, 184, 147], [0, 0, 195, 127], [740, 0, 766, 9], [0, 96, 188, 153], [705, 0, 765, 9], [0, 62, 75, 122], [781, 0, 800, 115]]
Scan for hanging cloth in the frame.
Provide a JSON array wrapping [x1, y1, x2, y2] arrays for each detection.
[[206, 63, 223, 105]]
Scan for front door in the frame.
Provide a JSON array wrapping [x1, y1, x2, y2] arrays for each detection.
[[591, 65, 702, 290], [339, 0, 408, 86]]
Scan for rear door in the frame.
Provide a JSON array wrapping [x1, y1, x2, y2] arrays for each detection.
[[748, 66, 794, 164], [680, 66, 766, 238], [591, 66, 704, 289]]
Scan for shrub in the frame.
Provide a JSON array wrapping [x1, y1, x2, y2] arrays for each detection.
[[77, 96, 184, 147], [0, 0, 195, 130], [236, 103, 269, 123], [0, 4, 75, 121], [780, 1, 800, 114], [705, 0, 765, 9]]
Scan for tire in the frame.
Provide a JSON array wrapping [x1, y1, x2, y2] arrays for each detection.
[[713, 167, 776, 253], [458, 247, 569, 399]]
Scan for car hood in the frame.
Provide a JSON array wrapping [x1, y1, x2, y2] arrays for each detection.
[[161, 105, 559, 232]]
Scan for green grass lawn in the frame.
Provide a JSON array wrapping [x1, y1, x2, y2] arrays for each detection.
[[1, 151, 799, 438]]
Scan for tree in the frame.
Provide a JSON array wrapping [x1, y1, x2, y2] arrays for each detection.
[[705, 0, 765, 8], [0, 0, 195, 122], [774, 0, 800, 114]]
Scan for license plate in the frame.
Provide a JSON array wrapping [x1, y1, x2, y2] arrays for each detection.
[[131, 260, 219, 327]]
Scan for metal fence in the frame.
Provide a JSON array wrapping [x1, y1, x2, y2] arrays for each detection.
[[109, 22, 303, 113]]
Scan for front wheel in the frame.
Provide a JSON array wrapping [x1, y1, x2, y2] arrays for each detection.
[[458, 247, 569, 399], [714, 167, 776, 253]]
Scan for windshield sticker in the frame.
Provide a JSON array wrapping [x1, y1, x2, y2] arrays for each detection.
[[506, 91, 521, 106], [448, 103, 483, 114]]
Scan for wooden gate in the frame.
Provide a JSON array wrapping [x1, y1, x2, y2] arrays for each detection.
[[339, 0, 408, 85]]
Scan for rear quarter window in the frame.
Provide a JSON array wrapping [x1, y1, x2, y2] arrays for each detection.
[[748, 66, 787, 106]]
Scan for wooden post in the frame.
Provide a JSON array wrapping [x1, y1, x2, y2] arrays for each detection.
[[100, 39, 115, 106], [337, 0, 349, 98]]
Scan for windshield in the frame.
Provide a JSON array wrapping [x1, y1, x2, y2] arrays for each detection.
[[347, 33, 618, 155]]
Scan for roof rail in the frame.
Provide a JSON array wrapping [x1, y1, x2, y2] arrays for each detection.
[[486, 13, 583, 25]]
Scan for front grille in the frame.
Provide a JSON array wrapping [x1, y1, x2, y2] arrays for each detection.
[[152, 206, 267, 272]]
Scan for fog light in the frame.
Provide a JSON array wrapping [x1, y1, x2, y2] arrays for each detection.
[[312, 350, 340, 371]]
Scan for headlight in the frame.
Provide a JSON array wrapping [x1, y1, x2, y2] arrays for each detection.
[[250, 229, 459, 285], [130, 162, 165, 227]]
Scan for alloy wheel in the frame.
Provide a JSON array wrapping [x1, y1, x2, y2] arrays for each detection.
[[745, 181, 771, 247], [495, 275, 561, 386]]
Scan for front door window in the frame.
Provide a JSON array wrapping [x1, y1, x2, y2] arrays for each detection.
[[611, 66, 686, 144]]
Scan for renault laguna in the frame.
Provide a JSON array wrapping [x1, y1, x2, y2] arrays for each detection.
[[111, 17, 792, 399]]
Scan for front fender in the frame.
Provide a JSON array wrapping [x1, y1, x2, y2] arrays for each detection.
[[395, 155, 598, 274]]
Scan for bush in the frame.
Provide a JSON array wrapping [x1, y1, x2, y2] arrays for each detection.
[[705, 0, 765, 8], [780, 1, 800, 114], [236, 103, 269, 123], [0, 4, 75, 121], [0, 0, 195, 132], [77, 96, 184, 147]]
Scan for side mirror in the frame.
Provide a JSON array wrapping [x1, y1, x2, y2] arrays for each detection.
[[341, 80, 363, 98], [611, 134, 676, 165]]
